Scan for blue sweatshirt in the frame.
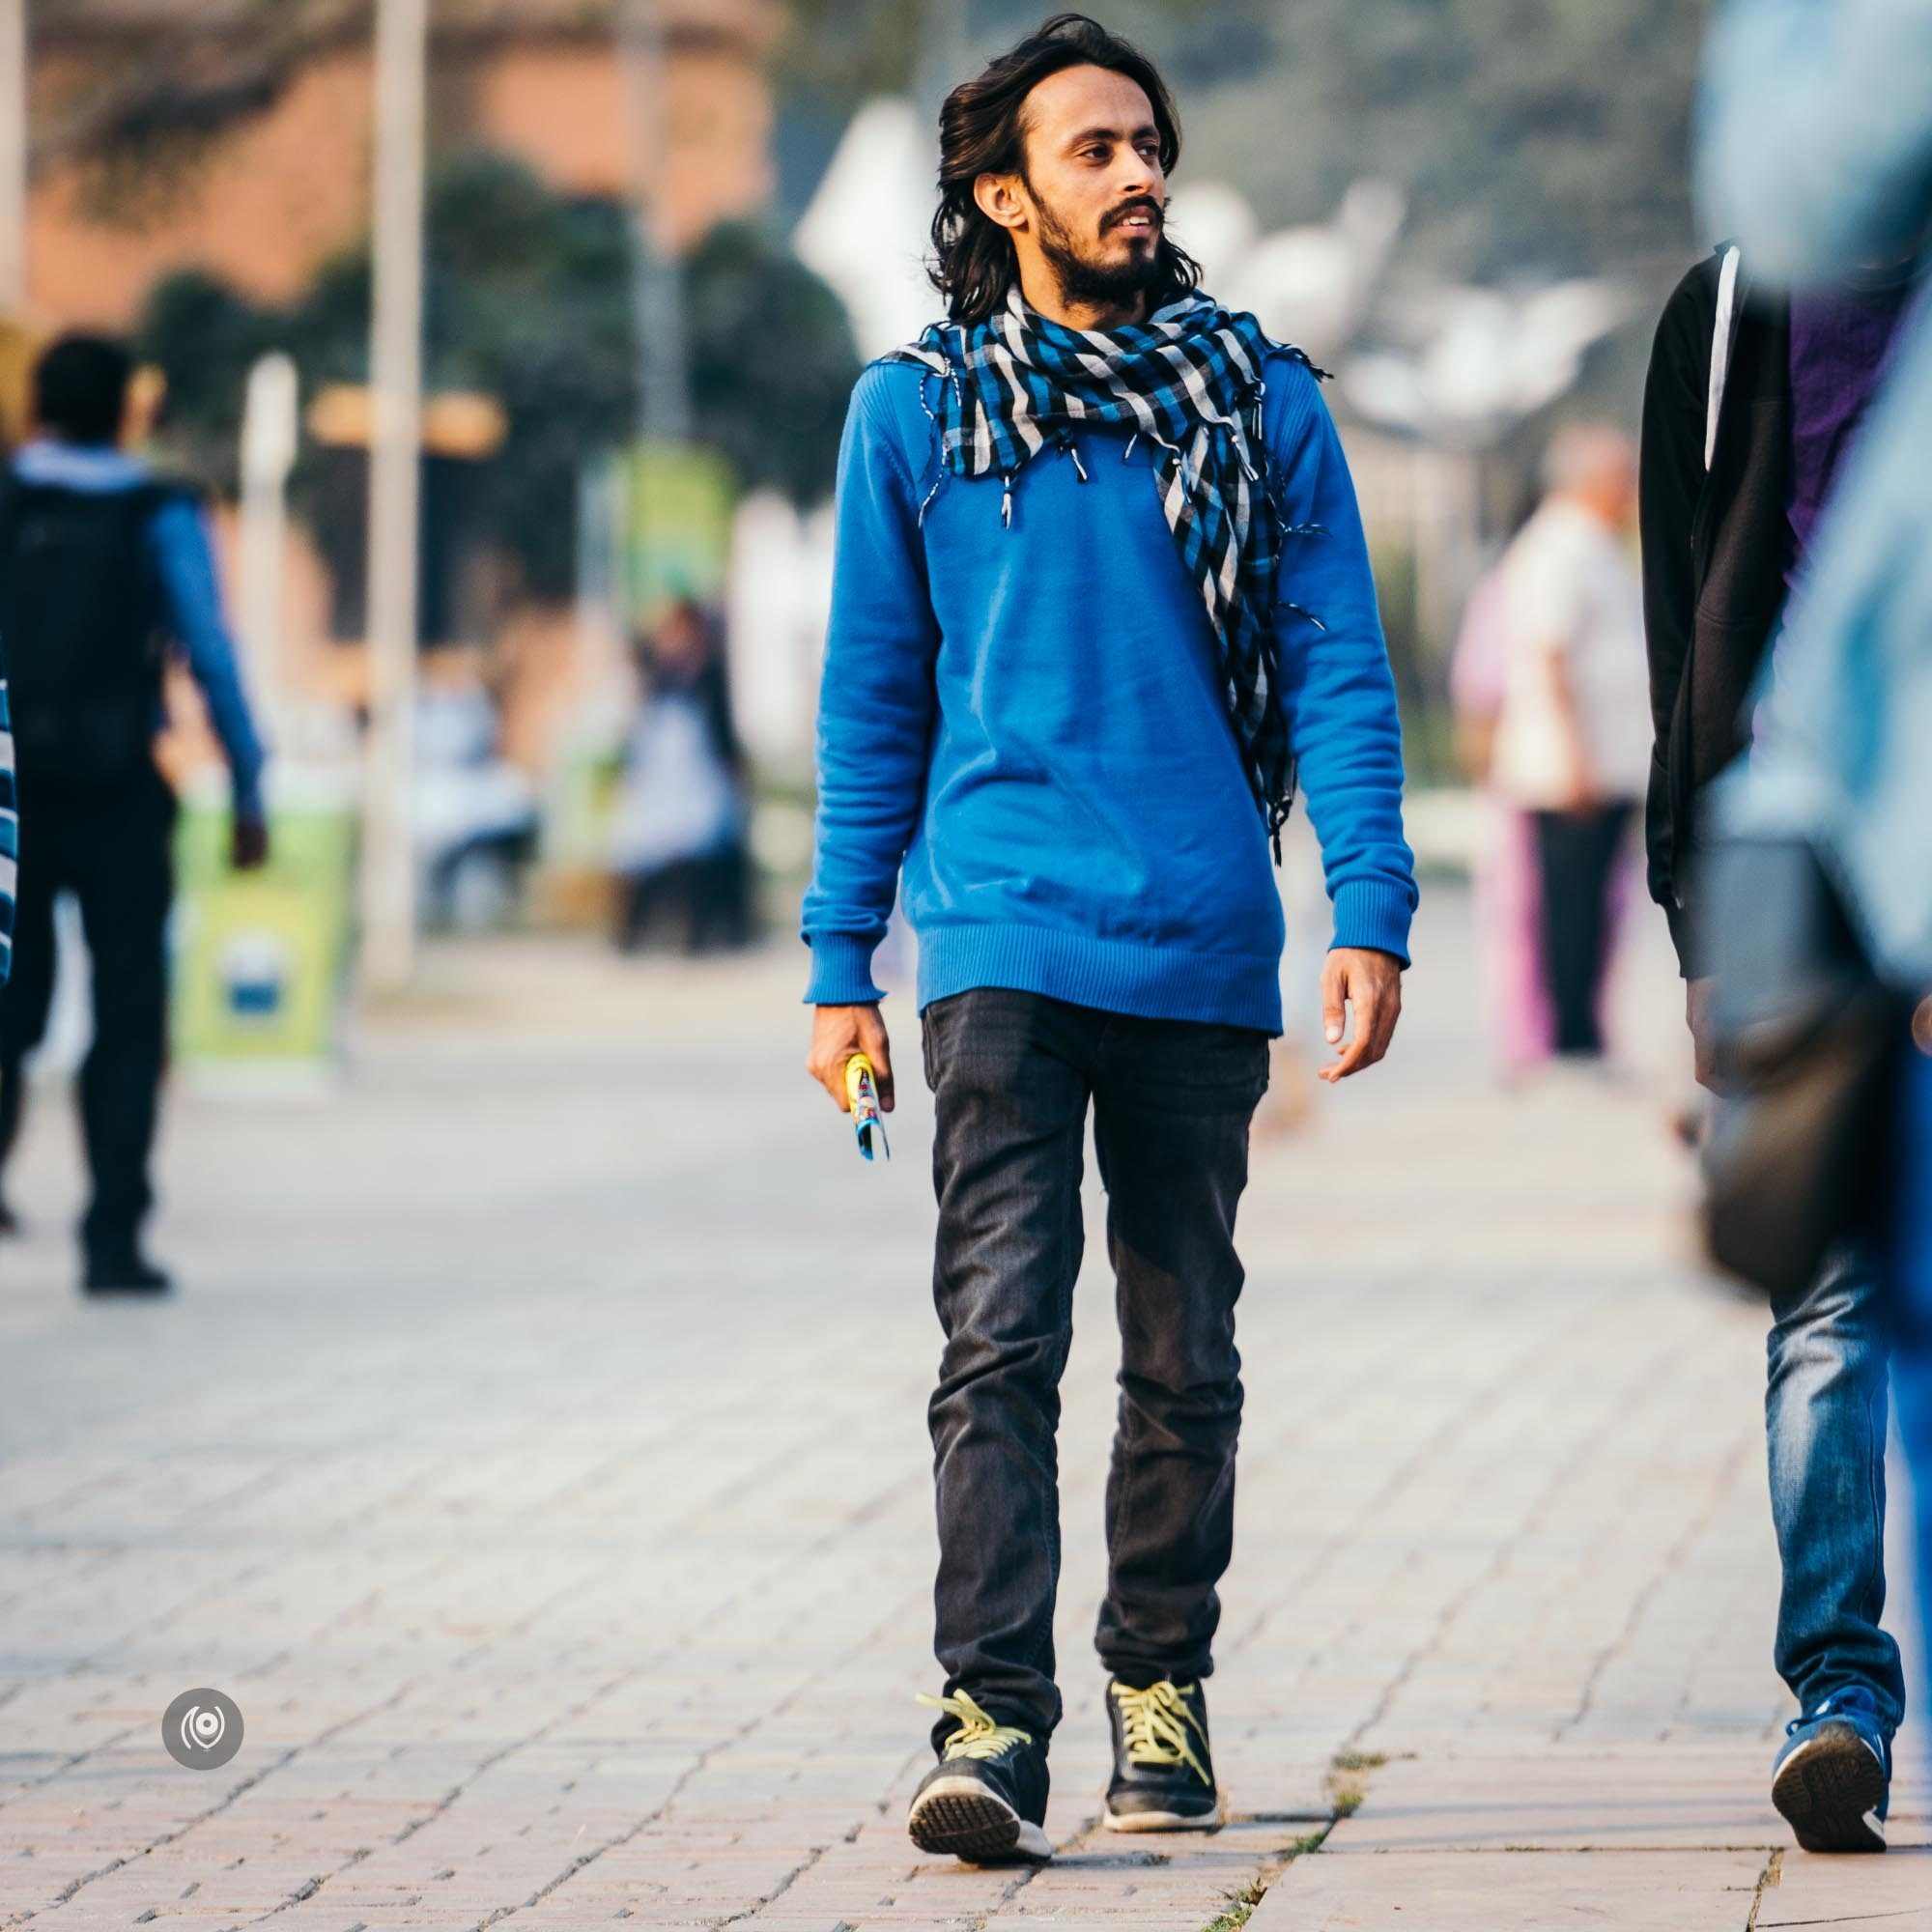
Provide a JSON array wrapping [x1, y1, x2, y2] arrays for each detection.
[[802, 349, 1416, 1035]]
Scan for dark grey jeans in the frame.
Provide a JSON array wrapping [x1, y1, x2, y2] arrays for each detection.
[[921, 987, 1270, 1746]]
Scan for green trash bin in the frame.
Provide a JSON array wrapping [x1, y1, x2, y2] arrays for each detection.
[[171, 771, 358, 1076]]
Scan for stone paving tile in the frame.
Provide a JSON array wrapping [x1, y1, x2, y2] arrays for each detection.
[[0, 896, 1921, 1930], [1318, 1749, 1931, 1854], [1248, 1848, 1772, 1929], [1755, 1845, 1932, 1926]]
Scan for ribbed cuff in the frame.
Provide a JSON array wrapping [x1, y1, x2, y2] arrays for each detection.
[[1329, 877, 1415, 968], [803, 930, 887, 1006]]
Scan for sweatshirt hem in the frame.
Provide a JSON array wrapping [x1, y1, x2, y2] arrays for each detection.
[[915, 923, 1284, 1035]]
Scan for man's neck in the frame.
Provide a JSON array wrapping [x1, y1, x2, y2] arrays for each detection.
[[1014, 256, 1148, 333]]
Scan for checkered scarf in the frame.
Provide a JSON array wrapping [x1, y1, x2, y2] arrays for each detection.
[[892, 284, 1309, 851], [0, 674, 14, 987]]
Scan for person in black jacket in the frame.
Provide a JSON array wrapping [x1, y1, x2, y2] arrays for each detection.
[[1641, 243, 1919, 1851], [0, 334, 270, 1294]]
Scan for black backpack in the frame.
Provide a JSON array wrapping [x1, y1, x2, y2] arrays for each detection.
[[0, 476, 169, 790]]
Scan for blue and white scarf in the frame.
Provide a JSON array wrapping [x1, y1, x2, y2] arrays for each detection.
[[0, 672, 14, 987], [892, 284, 1315, 851]]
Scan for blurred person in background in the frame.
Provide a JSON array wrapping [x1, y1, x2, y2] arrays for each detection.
[[802, 13, 1414, 1865], [0, 643, 13, 992], [0, 333, 268, 1294], [412, 669, 540, 933], [1641, 215, 1921, 1845], [1450, 495, 1556, 1081], [1698, 0, 1932, 1848], [608, 597, 751, 954], [1488, 427, 1651, 1064]]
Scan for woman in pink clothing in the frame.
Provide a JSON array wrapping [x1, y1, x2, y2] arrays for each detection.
[[1451, 563, 1555, 1078]]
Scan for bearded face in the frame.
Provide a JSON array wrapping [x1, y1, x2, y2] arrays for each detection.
[[1027, 176, 1167, 314]]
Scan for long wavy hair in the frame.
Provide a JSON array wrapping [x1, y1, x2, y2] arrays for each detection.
[[930, 13, 1201, 327]]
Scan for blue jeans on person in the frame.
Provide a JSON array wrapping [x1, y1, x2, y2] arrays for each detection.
[[1767, 1243, 1906, 1738], [1892, 1038, 1932, 1751]]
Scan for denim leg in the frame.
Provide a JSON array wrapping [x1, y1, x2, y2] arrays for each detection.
[[923, 990, 1098, 1745], [1891, 1040, 1932, 1757], [1090, 1015, 1269, 1688], [1766, 1241, 1904, 1734]]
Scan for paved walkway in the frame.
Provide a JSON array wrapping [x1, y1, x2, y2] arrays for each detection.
[[0, 889, 1922, 1929]]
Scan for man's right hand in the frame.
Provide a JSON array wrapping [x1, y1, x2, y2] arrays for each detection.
[[808, 1003, 895, 1113], [231, 813, 270, 872], [1686, 975, 1720, 1092]]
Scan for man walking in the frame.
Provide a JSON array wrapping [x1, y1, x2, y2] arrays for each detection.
[[0, 332, 269, 1293], [1490, 426, 1651, 1062], [802, 14, 1415, 1865], [1641, 235, 1919, 1848]]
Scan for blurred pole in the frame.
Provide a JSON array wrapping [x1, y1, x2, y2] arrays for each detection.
[[619, 0, 690, 444], [239, 354, 299, 722], [0, 0, 25, 313], [361, 0, 428, 993]]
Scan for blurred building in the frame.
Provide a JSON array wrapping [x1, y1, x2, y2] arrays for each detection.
[[1, 0, 795, 888], [21, 0, 778, 328]]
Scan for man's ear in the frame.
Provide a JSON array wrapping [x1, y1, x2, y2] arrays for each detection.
[[973, 172, 1029, 234]]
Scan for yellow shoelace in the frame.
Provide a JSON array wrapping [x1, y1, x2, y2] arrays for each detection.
[[918, 1690, 1036, 1762], [1111, 1680, 1210, 1786]]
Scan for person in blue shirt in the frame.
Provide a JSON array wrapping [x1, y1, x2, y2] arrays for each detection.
[[800, 13, 1415, 1865], [0, 331, 269, 1293]]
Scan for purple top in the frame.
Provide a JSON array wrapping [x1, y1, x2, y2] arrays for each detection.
[[1786, 269, 1918, 587]]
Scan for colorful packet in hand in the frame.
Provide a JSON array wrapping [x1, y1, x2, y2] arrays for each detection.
[[845, 1053, 891, 1162]]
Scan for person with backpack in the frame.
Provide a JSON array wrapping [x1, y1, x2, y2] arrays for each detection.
[[1640, 222, 1921, 1849], [0, 332, 269, 1293], [0, 648, 14, 992]]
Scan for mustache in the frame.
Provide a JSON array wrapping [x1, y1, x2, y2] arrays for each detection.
[[1102, 197, 1165, 235]]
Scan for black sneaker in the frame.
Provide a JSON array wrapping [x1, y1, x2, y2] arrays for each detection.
[[1102, 1678, 1224, 1832], [907, 1690, 1052, 1864], [82, 1247, 173, 1295]]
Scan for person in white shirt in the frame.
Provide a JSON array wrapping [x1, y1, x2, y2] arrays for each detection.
[[1491, 425, 1651, 1057]]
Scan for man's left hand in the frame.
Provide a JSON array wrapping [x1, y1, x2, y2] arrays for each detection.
[[1319, 947, 1404, 1083]]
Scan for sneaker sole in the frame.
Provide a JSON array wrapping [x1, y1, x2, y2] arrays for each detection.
[[908, 1776, 1052, 1864], [1102, 1798, 1225, 1833], [1772, 1726, 1888, 1854]]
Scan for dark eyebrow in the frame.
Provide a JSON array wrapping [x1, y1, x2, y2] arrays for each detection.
[[1065, 122, 1160, 150]]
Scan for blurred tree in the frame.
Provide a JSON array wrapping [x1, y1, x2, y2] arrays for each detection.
[[135, 270, 278, 493], [32, 0, 366, 219], [136, 151, 859, 603], [686, 220, 862, 506], [45, 1, 1721, 284], [1172, 0, 1725, 280], [778, 0, 1722, 285], [778, 0, 929, 103]]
